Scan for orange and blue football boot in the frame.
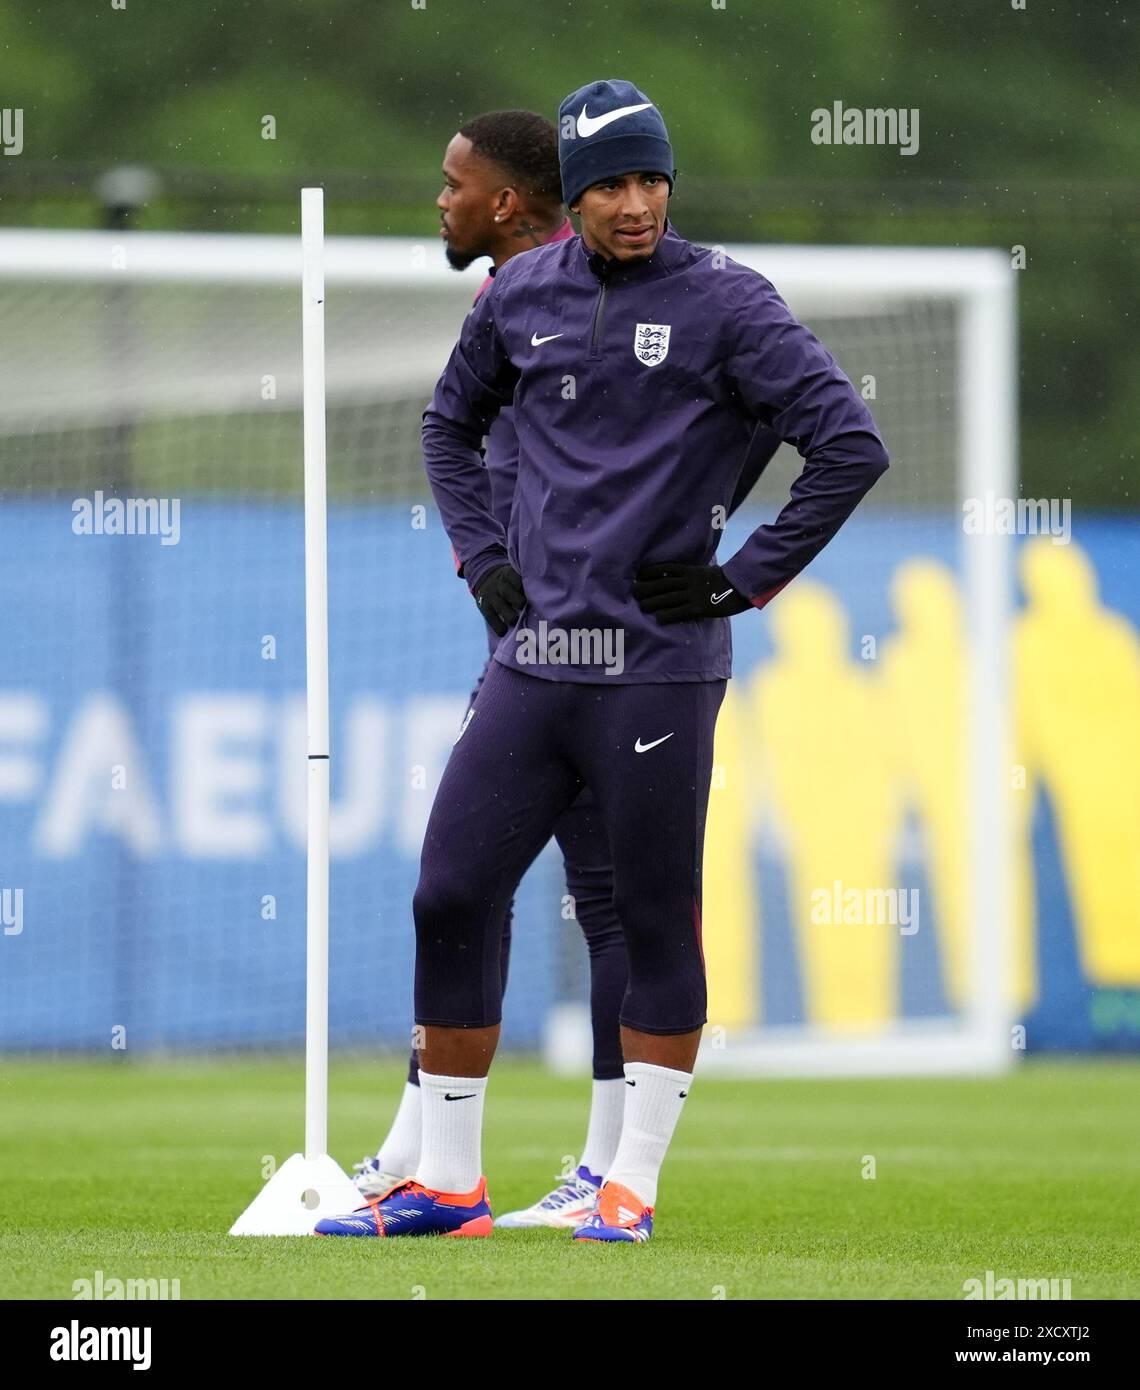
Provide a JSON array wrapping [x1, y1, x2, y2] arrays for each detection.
[[572, 1180, 654, 1243], [314, 1176, 493, 1238]]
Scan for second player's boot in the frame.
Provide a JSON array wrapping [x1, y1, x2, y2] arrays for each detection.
[[350, 1155, 408, 1201], [494, 1164, 603, 1229]]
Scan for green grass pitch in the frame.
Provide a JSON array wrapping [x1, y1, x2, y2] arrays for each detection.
[[1, 1057, 1137, 1300]]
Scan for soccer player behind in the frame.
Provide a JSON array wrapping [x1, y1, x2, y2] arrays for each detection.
[[319, 79, 887, 1243], [351, 110, 628, 1227]]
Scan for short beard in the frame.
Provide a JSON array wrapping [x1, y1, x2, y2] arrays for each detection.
[[444, 243, 484, 272]]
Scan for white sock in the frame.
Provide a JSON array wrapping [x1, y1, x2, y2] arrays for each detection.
[[604, 1061, 693, 1208], [415, 1071, 487, 1194], [579, 1078, 626, 1181], [376, 1081, 422, 1177]]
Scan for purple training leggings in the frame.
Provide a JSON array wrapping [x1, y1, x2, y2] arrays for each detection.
[[413, 659, 725, 1036]]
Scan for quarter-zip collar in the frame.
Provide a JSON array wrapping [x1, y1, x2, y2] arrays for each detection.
[[575, 217, 684, 287]]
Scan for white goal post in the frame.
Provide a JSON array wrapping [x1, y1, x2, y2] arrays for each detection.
[[0, 226, 1017, 1082]]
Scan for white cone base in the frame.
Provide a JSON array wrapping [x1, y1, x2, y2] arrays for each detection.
[[230, 1152, 364, 1236]]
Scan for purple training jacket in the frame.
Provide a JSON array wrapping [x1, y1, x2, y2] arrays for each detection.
[[423, 220, 889, 683]]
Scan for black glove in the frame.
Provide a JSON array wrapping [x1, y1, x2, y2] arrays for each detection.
[[474, 563, 527, 636], [632, 563, 752, 624]]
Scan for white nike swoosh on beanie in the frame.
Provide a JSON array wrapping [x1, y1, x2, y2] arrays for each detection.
[[576, 102, 653, 138]]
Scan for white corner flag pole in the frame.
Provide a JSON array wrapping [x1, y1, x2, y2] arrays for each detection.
[[230, 187, 362, 1235], [301, 184, 332, 1164]]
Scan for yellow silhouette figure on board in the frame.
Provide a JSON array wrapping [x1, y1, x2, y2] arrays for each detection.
[[880, 559, 1036, 1016], [880, 560, 971, 1010], [1016, 540, 1140, 987], [702, 685, 760, 1030], [750, 582, 901, 1030]]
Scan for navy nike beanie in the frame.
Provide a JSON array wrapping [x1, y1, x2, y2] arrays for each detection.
[[558, 79, 675, 209]]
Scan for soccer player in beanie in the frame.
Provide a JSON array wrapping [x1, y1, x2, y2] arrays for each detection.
[[318, 77, 888, 1242]]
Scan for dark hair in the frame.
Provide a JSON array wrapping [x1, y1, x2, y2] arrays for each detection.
[[458, 110, 563, 207]]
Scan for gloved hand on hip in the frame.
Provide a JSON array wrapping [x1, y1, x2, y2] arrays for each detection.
[[474, 564, 527, 636], [633, 563, 751, 623]]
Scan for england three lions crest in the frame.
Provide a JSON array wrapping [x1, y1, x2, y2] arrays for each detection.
[[634, 322, 671, 366]]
